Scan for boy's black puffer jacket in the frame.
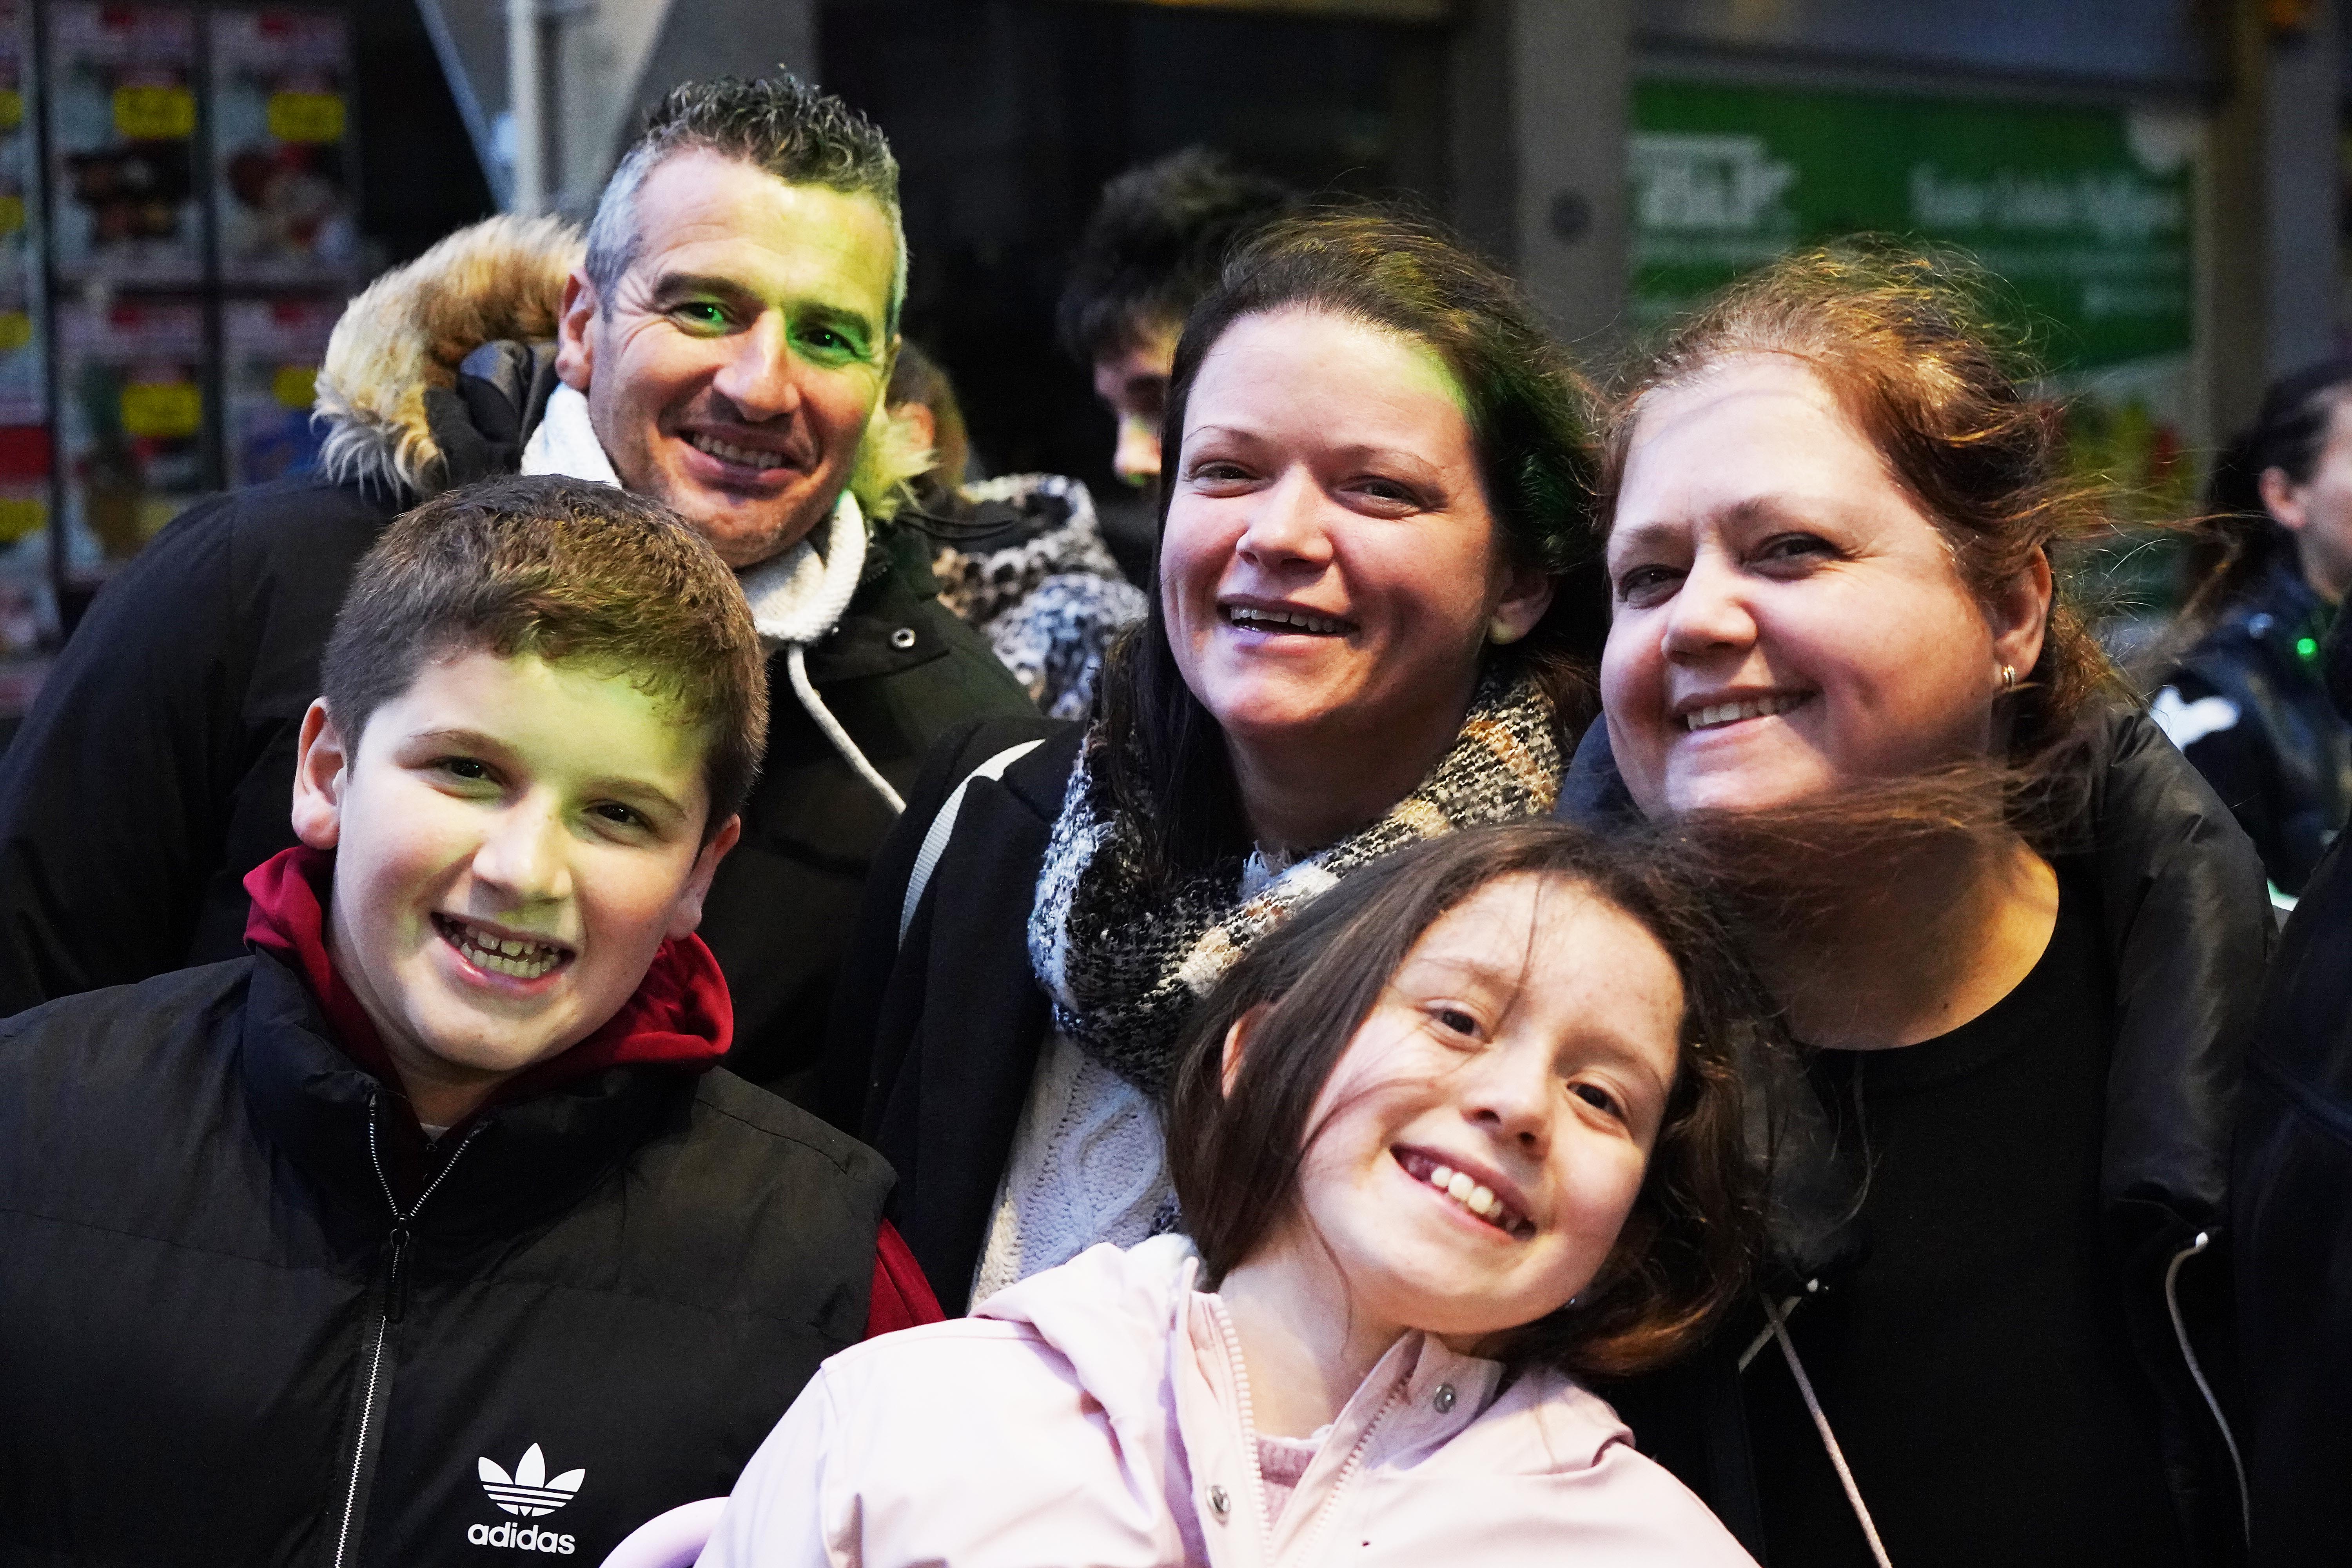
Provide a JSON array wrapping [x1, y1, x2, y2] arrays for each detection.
[[0, 952, 892, 1567]]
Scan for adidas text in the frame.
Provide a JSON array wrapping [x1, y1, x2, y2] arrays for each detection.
[[468, 1521, 577, 1554]]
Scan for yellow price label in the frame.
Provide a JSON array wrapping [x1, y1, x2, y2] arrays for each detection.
[[271, 364, 317, 410], [0, 90, 24, 133], [112, 83, 196, 141], [267, 90, 344, 145], [0, 313, 31, 353], [121, 380, 202, 439], [0, 495, 43, 543]]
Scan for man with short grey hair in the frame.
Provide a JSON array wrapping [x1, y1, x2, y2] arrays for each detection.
[[0, 74, 1034, 1099]]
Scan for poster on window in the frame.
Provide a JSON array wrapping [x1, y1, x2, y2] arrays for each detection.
[[56, 298, 207, 573], [0, 0, 38, 425], [211, 9, 355, 287], [0, 0, 49, 664], [224, 294, 335, 486], [45, 3, 201, 285], [1628, 81, 2200, 611]]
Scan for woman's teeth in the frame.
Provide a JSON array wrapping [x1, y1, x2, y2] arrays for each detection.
[[1422, 1162, 1515, 1230], [688, 432, 787, 469], [439, 917, 568, 980], [1225, 606, 1347, 635], [1685, 693, 1806, 732]]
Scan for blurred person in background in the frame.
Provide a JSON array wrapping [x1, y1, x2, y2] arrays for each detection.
[[891, 341, 1146, 718], [0, 75, 1032, 1102], [2152, 357, 2352, 899], [824, 209, 1607, 1315], [1563, 245, 2266, 1567], [1057, 147, 1298, 489]]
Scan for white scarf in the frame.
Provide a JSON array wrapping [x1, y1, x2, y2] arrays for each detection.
[[518, 381, 901, 812]]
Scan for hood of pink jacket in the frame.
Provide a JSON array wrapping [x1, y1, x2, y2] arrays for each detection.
[[700, 1236, 1757, 1568]]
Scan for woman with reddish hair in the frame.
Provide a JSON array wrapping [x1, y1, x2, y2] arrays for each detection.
[[1563, 244, 2269, 1567]]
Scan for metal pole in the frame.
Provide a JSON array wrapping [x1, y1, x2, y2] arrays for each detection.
[[507, 0, 543, 215]]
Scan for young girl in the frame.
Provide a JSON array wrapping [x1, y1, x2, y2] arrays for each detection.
[[703, 821, 1769, 1566]]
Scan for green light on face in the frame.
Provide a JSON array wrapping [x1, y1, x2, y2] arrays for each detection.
[[2298, 636, 2320, 659]]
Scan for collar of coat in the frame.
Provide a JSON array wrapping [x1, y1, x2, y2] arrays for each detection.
[[240, 845, 730, 1168]]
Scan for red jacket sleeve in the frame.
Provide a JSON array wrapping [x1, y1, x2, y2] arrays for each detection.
[[861, 1218, 945, 1338]]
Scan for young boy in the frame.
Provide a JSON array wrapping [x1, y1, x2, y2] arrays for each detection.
[[0, 475, 936, 1567]]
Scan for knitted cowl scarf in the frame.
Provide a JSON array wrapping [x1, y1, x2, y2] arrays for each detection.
[[1028, 665, 1562, 1097]]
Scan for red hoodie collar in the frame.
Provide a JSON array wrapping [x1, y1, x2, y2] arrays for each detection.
[[243, 846, 732, 1121]]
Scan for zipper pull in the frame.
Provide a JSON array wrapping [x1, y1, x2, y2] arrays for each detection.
[[383, 1223, 412, 1324]]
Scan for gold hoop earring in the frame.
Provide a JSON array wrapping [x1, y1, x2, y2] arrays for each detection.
[[1488, 616, 1523, 646], [1999, 664, 2017, 691]]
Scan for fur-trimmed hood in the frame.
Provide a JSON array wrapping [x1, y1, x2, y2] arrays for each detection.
[[311, 212, 926, 514], [312, 213, 578, 498]]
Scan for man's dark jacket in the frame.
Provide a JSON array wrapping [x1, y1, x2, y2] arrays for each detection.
[[0, 219, 1035, 1094], [1560, 708, 2267, 1566], [0, 951, 892, 1566]]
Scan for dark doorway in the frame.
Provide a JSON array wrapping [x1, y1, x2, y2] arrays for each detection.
[[820, 0, 1449, 569]]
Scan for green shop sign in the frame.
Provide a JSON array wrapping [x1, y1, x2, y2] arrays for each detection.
[[1628, 82, 2194, 372]]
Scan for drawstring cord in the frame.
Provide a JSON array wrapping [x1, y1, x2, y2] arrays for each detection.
[[1760, 1291, 1895, 1568], [785, 642, 904, 815], [2164, 1232, 2250, 1542]]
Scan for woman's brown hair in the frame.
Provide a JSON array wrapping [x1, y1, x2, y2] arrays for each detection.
[[1602, 241, 2125, 764], [1093, 206, 1607, 880], [1165, 820, 1774, 1379]]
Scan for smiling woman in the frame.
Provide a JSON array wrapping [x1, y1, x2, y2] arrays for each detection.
[[825, 209, 1608, 1317], [1565, 245, 2270, 1568]]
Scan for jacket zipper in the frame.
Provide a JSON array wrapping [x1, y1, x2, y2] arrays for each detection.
[[2162, 1231, 2250, 1543], [328, 1093, 484, 1568], [1291, 1374, 1408, 1564], [1203, 1292, 1412, 1566]]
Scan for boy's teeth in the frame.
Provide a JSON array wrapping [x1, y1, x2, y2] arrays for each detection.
[[444, 919, 565, 980], [1686, 693, 1803, 732]]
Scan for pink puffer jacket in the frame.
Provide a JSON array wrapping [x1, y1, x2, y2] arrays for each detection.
[[697, 1236, 1757, 1568]]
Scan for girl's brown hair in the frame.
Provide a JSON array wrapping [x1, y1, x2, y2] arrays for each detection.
[[1165, 820, 1774, 1379], [1602, 241, 2125, 764]]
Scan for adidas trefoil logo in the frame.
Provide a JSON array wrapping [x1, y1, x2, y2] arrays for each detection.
[[478, 1444, 586, 1518]]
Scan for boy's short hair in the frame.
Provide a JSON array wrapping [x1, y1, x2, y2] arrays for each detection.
[[1055, 147, 1296, 364], [319, 475, 768, 833]]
